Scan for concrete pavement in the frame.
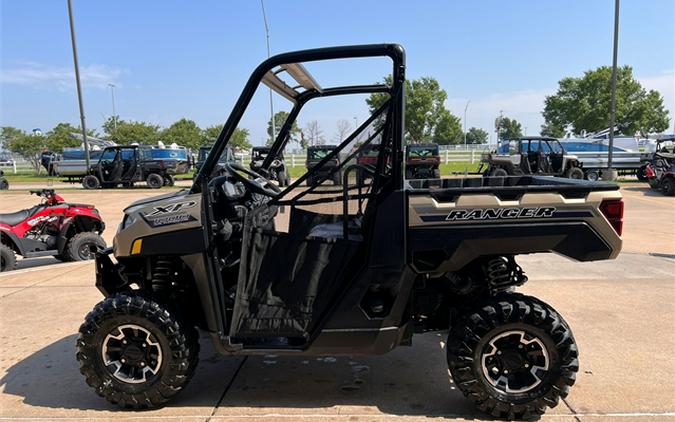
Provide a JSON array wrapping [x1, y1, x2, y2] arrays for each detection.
[[0, 183, 674, 421]]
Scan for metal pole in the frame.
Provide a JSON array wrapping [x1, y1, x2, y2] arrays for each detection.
[[67, 0, 90, 169], [108, 83, 116, 140], [260, 0, 275, 143], [607, 0, 620, 174], [463, 100, 470, 147]]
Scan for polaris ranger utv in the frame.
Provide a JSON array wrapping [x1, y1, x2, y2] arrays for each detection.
[[81, 145, 176, 189], [483, 137, 584, 179], [405, 143, 441, 179], [306, 144, 340, 186], [78, 45, 623, 420]]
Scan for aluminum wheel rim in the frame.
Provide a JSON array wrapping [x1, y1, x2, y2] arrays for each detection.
[[480, 329, 549, 394], [102, 324, 163, 384]]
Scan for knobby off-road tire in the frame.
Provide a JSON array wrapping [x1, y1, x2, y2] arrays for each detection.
[[661, 177, 675, 196], [77, 294, 200, 409], [62, 232, 106, 262], [0, 244, 17, 272], [490, 168, 509, 177], [82, 175, 100, 190], [146, 173, 164, 189], [447, 293, 578, 420]]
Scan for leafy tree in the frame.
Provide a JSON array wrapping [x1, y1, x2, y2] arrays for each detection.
[[498, 117, 523, 139], [102, 117, 160, 145], [160, 118, 202, 150], [0, 126, 24, 150], [45, 122, 90, 152], [433, 109, 463, 144], [539, 122, 566, 138], [267, 111, 300, 146], [202, 125, 251, 151], [542, 66, 670, 136], [465, 127, 489, 144], [3, 128, 47, 173], [366, 76, 461, 143]]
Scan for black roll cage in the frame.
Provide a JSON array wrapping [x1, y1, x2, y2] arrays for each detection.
[[193, 44, 406, 193]]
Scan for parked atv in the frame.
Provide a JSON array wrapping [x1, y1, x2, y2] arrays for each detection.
[[77, 44, 624, 420], [0, 189, 106, 271], [0, 170, 8, 190], [306, 145, 340, 186], [645, 157, 675, 196], [250, 146, 291, 187], [483, 137, 584, 179], [405, 143, 441, 179], [81, 146, 175, 190]]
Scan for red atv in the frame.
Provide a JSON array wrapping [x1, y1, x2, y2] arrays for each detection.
[[0, 189, 106, 272]]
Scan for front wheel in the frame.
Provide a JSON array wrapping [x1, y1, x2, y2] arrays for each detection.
[[447, 293, 578, 420], [77, 294, 199, 409], [661, 177, 675, 196], [490, 168, 509, 177], [82, 175, 100, 190], [0, 244, 17, 272], [62, 232, 106, 261]]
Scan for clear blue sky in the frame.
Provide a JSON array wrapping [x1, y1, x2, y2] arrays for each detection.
[[1, 0, 674, 145]]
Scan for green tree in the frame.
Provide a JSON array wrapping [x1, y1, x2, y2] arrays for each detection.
[[366, 76, 461, 143], [3, 128, 47, 173], [160, 118, 202, 150], [498, 117, 523, 139], [433, 109, 463, 144], [539, 122, 566, 138], [542, 66, 670, 136], [465, 127, 489, 144], [45, 122, 90, 152], [267, 111, 300, 146], [202, 125, 251, 150], [102, 117, 160, 145]]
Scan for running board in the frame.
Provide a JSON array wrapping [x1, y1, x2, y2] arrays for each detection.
[[22, 250, 58, 258]]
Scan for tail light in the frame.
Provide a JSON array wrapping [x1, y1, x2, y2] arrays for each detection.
[[645, 164, 655, 178], [600, 199, 624, 236]]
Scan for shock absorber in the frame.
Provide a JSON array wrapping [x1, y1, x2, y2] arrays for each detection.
[[485, 256, 527, 292], [151, 257, 174, 294]]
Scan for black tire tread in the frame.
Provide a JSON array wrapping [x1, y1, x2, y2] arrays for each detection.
[[62, 232, 106, 262], [0, 243, 17, 272], [76, 293, 199, 409], [447, 293, 578, 420]]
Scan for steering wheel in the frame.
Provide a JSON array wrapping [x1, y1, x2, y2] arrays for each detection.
[[223, 162, 281, 197]]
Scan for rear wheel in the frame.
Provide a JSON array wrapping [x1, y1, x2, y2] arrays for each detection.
[[585, 170, 599, 182], [82, 175, 100, 190], [565, 167, 584, 179], [648, 178, 661, 189], [447, 293, 578, 420], [490, 168, 509, 177], [146, 173, 164, 189], [163, 175, 175, 187], [636, 165, 648, 182], [62, 232, 106, 261], [277, 171, 287, 187], [77, 294, 199, 409], [661, 177, 675, 196], [0, 244, 17, 272]]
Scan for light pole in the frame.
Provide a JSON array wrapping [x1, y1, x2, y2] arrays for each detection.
[[605, 0, 620, 180], [463, 100, 470, 148], [108, 83, 117, 140], [353, 116, 358, 130], [260, 0, 275, 143], [67, 0, 90, 169]]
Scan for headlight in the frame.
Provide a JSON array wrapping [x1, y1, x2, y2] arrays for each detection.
[[119, 214, 136, 232], [272, 159, 281, 167]]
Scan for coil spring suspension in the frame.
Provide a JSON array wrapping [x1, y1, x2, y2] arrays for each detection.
[[485, 256, 527, 292], [151, 258, 174, 293]]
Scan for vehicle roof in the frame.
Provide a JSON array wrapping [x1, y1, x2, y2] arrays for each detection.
[[252, 146, 271, 151], [307, 144, 337, 150], [408, 143, 439, 148]]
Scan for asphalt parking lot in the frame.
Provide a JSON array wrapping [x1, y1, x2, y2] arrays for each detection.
[[0, 183, 673, 421]]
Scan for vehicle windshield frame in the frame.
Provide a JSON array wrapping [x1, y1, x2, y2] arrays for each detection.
[[192, 44, 406, 193]]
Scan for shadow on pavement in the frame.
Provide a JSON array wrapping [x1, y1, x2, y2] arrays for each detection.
[[621, 185, 670, 197], [0, 333, 487, 420]]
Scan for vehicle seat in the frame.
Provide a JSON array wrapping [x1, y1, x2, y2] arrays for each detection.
[[0, 205, 46, 226]]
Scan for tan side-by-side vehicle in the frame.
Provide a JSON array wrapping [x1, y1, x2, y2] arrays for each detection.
[[77, 45, 623, 420]]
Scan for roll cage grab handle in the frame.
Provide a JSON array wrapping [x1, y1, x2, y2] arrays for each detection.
[[193, 43, 406, 192]]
